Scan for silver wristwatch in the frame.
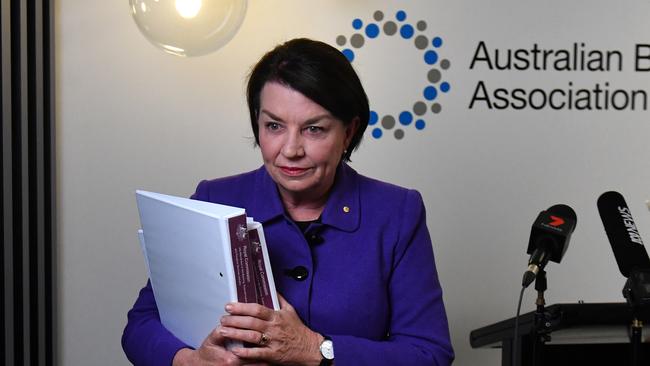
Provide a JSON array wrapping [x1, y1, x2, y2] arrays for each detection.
[[319, 336, 334, 365]]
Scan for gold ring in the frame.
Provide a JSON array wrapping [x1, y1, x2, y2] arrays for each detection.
[[259, 332, 270, 346]]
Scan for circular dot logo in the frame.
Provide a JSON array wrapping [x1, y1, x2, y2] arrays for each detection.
[[336, 10, 452, 140]]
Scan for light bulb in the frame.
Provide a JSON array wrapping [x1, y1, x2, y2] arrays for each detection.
[[175, 0, 202, 19], [130, 0, 247, 57]]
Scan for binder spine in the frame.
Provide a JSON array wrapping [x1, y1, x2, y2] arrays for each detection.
[[227, 214, 257, 303], [248, 228, 274, 308]]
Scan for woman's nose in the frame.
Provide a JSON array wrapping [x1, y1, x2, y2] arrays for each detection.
[[281, 132, 305, 158]]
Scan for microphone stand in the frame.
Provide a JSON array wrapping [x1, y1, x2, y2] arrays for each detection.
[[630, 317, 642, 366], [623, 270, 649, 366], [531, 269, 552, 366]]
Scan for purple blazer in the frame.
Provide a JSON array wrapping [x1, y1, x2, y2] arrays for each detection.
[[122, 163, 454, 365]]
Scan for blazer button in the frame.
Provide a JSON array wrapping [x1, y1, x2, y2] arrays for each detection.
[[284, 266, 309, 281]]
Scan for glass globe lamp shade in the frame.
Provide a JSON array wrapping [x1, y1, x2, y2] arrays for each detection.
[[130, 0, 247, 57]]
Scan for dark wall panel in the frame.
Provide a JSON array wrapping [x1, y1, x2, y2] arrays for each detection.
[[1, 1, 55, 365]]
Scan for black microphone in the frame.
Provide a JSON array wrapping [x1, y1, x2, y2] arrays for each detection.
[[597, 191, 650, 277], [522, 204, 577, 287], [598, 191, 650, 314]]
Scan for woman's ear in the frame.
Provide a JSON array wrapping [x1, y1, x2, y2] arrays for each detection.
[[344, 117, 360, 148]]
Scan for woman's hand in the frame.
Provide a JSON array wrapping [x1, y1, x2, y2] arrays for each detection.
[[219, 295, 324, 366], [172, 326, 270, 366]]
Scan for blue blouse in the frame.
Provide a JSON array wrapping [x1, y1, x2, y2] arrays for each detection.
[[122, 163, 454, 365]]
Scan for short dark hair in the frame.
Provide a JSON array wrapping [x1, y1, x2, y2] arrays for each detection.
[[246, 38, 369, 162]]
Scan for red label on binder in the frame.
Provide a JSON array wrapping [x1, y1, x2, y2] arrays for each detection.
[[248, 228, 274, 308], [228, 214, 257, 304]]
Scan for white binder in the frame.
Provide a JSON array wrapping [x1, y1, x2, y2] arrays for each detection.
[[135, 190, 251, 349]]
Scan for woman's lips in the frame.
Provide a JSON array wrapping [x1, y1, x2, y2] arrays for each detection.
[[279, 166, 309, 176]]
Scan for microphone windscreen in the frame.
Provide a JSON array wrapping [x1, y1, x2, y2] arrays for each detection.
[[548, 204, 577, 225], [597, 191, 650, 277], [526, 204, 576, 263]]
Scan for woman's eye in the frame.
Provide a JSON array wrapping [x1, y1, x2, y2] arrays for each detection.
[[265, 122, 281, 131], [305, 126, 324, 134]]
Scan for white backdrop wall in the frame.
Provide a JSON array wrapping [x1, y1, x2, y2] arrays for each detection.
[[56, 1, 650, 365]]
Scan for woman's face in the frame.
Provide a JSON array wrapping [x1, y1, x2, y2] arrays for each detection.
[[258, 82, 357, 202]]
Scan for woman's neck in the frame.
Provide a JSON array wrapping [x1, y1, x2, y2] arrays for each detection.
[[278, 189, 328, 221]]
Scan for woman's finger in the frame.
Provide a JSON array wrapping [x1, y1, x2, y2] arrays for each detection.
[[277, 294, 294, 312], [226, 302, 274, 320], [219, 326, 270, 346], [205, 325, 228, 346], [221, 314, 267, 331], [231, 346, 273, 361]]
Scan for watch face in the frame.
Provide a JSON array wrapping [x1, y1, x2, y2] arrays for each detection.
[[320, 339, 334, 360]]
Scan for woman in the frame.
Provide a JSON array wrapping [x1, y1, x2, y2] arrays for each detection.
[[122, 38, 454, 366]]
